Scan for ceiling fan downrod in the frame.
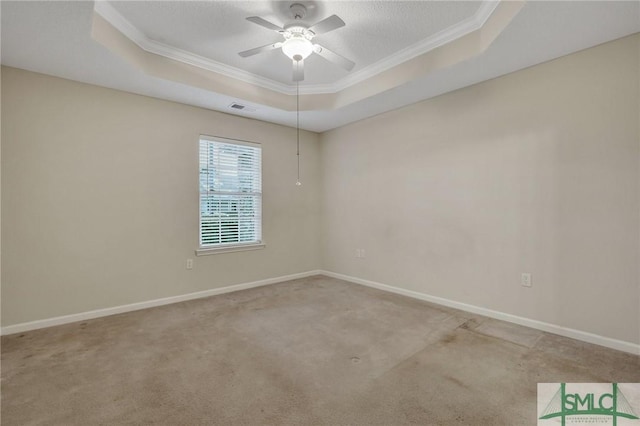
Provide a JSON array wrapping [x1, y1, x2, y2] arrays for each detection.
[[289, 3, 307, 21]]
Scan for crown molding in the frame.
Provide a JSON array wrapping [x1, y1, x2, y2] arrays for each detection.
[[93, 1, 296, 94], [304, 1, 501, 94], [94, 1, 500, 96]]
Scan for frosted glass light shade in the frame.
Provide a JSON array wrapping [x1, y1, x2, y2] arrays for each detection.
[[282, 37, 313, 61]]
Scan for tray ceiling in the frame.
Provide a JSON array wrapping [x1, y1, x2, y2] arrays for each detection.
[[1, 1, 639, 132], [106, 1, 483, 87]]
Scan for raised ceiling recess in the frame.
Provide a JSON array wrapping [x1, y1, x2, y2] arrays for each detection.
[[91, 0, 520, 111], [4, 1, 639, 131]]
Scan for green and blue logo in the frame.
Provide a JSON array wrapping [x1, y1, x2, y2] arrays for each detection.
[[538, 383, 639, 425]]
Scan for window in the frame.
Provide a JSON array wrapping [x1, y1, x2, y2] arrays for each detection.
[[198, 136, 262, 254]]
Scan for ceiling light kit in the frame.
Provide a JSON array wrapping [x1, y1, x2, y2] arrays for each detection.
[[239, 3, 355, 82]]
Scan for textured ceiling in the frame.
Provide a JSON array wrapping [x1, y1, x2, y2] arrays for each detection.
[[108, 1, 481, 86], [1, 1, 639, 132]]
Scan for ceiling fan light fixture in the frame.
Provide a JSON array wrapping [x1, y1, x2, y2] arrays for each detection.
[[282, 37, 314, 61], [240, 11, 353, 81]]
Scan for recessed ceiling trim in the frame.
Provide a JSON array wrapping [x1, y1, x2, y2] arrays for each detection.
[[93, 1, 294, 95], [95, 1, 500, 97], [303, 1, 501, 94]]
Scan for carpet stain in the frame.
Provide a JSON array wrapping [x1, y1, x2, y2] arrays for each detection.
[[2, 276, 638, 425], [439, 333, 457, 345]]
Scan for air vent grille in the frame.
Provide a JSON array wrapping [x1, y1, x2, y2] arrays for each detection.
[[228, 102, 256, 112]]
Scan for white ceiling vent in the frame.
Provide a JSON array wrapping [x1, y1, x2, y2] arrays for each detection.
[[228, 102, 256, 112]]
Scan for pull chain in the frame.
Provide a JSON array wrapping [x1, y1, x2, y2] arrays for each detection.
[[296, 80, 301, 186]]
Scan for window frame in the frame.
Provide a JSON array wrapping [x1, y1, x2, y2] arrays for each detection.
[[196, 135, 264, 256]]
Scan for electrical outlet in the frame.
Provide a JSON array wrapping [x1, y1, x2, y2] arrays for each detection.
[[521, 272, 532, 287], [186, 259, 193, 270]]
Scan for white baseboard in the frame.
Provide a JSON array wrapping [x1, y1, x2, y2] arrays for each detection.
[[1, 270, 321, 336], [4, 268, 638, 355], [319, 270, 640, 356]]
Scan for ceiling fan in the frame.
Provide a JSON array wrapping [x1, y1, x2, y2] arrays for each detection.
[[239, 3, 355, 82]]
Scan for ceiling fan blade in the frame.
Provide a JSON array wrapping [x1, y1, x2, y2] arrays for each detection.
[[313, 44, 355, 71], [308, 15, 345, 35], [238, 42, 282, 58], [246, 16, 284, 32], [293, 60, 304, 82]]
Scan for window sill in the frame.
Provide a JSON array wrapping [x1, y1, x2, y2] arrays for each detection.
[[196, 243, 265, 256]]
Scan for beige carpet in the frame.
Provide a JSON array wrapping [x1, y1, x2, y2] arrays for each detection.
[[2, 275, 638, 425]]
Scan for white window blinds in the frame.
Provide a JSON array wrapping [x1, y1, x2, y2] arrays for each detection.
[[199, 136, 262, 249]]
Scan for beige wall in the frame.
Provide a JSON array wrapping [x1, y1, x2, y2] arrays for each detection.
[[1, 66, 321, 325], [2, 35, 639, 346], [320, 35, 640, 345]]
